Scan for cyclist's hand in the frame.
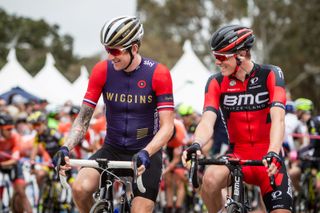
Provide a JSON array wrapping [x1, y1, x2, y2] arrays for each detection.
[[52, 146, 71, 175], [182, 142, 201, 168], [132, 150, 150, 176], [262, 151, 282, 176]]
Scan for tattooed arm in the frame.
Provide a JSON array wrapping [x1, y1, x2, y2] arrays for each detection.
[[63, 104, 95, 150]]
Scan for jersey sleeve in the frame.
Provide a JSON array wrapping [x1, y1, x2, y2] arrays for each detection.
[[203, 74, 221, 114], [266, 66, 286, 109], [83, 61, 108, 108], [152, 63, 174, 111]]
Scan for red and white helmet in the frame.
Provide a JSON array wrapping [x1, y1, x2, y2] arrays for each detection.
[[210, 25, 255, 54]]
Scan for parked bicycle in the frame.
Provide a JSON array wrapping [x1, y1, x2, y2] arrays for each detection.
[[0, 171, 12, 213], [37, 164, 73, 213], [59, 158, 145, 213], [189, 154, 267, 213], [294, 155, 320, 213]]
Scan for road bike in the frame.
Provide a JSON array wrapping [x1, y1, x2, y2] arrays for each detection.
[[189, 154, 266, 213], [0, 170, 12, 213], [60, 158, 145, 213], [37, 163, 73, 213], [294, 155, 320, 213]]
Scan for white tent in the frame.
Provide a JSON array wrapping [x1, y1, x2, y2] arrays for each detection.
[[171, 40, 214, 113], [0, 48, 39, 96], [72, 65, 89, 105], [33, 53, 74, 104]]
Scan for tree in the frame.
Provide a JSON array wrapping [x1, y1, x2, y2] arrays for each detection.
[[137, 0, 320, 112], [0, 8, 99, 81]]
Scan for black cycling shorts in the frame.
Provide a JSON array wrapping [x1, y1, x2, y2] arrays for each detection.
[[0, 162, 24, 184], [88, 143, 162, 202], [262, 164, 293, 212]]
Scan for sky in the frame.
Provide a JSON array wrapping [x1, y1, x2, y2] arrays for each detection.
[[0, 0, 137, 57]]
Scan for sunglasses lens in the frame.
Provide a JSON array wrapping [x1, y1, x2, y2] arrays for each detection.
[[106, 48, 122, 56], [214, 54, 228, 61]]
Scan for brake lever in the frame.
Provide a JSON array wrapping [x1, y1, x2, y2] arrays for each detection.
[[189, 153, 199, 188]]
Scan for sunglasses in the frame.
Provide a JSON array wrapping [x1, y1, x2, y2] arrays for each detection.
[[213, 52, 235, 62], [0, 125, 14, 131], [32, 123, 43, 127], [105, 45, 132, 56]]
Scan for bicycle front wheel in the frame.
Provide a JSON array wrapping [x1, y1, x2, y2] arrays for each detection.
[[90, 200, 113, 213]]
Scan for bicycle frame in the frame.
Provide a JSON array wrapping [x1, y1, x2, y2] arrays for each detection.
[[189, 154, 264, 212], [59, 158, 145, 213], [0, 172, 12, 213], [294, 155, 320, 212]]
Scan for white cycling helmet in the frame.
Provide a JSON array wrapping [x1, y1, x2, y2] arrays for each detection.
[[100, 16, 144, 48]]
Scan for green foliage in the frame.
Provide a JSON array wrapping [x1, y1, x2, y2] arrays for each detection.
[[137, 0, 320, 112], [0, 8, 92, 81]]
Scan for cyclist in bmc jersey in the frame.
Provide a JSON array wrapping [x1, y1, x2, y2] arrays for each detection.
[[182, 25, 293, 212], [54, 16, 174, 213]]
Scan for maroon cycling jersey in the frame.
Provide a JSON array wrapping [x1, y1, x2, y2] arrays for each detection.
[[83, 57, 174, 150], [204, 63, 286, 145]]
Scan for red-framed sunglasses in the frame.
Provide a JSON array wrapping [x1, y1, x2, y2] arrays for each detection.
[[212, 52, 235, 62], [105, 45, 132, 56], [0, 125, 14, 131]]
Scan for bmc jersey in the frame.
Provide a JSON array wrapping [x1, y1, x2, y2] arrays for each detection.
[[204, 63, 286, 145], [83, 58, 174, 150]]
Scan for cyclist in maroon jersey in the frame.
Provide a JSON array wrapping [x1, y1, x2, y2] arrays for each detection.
[[182, 25, 293, 212], [53, 16, 174, 213]]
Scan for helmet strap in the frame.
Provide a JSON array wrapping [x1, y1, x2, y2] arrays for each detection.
[[124, 47, 134, 71], [232, 55, 242, 74]]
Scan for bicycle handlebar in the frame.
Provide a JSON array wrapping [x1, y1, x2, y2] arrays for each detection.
[[59, 159, 146, 193], [298, 155, 320, 162], [189, 154, 265, 189]]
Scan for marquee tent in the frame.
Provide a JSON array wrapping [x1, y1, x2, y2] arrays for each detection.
[[72, 65, 89, 105], [32, 53, 74, 104], [0, 49, 37, 95], [171, 40, 214, 113]]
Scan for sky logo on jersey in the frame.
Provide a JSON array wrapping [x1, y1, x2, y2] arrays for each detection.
[[144, 60, 155, 67]]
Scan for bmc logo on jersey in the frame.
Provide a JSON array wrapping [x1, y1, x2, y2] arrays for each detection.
[[223, 91, 269, 106]]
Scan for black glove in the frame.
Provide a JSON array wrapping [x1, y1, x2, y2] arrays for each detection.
[[132, 150, 150, 169], [263, 151, 282, 170], [186, 143, 201, 161], [52, 146, 69, 167]]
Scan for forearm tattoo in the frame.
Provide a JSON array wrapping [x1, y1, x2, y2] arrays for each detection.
[[64, 104, 95, 150]]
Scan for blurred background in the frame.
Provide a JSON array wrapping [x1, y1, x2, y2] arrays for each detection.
[[0, 0, 319, 113]]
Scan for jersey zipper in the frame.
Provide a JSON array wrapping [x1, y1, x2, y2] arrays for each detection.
[[124, 74, 130, 146], [243, 79, 253, 145]]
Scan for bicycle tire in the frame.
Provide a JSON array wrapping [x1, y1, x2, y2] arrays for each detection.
[[37, 183, 53, 213], [227, 203, 245, 213], [90, 200, 113, 213]]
